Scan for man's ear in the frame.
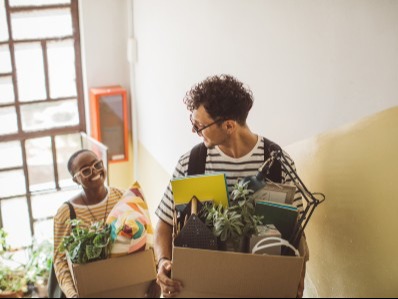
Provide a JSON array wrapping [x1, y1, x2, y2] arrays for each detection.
[[224, 120, 237, 132]]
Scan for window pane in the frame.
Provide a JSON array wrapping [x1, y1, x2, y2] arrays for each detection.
[[10, 0, 70, 6], [21, 99, 79, 131], [11, 8, 72, 40], [55, 133, 80, 188], [0, 106, 18, 135], [0, 0, 9, 42], [33, 219, 53, 244], [26, 137, 55, 192], [48, 40, 76, 98], [0, 170, 26, 198], [32, 189, 77, 220], [0, 76, 15, 104], [15, 43, 46, 102], [1, 197, 31, 248], [0, 45, 12, 73], [0, 141, 22, 169]]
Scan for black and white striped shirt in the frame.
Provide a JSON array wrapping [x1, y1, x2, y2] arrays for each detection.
[[156, 136, 303, 225]]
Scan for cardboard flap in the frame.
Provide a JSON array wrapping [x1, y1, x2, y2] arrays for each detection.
[[172, 246, 304, 298], [70, 249, 156, 296]]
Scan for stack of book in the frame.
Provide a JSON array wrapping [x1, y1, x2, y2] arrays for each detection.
[[253, 182, 299, 241]]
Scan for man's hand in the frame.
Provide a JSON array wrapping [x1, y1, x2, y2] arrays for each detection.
[[156, 259, 182, 298]]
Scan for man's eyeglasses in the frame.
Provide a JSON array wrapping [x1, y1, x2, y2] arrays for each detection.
[[190, 114, 224, 135], [74, 160, 104, 179]]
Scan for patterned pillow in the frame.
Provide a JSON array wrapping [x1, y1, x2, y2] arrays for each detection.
[[106, 182, 154, 257]]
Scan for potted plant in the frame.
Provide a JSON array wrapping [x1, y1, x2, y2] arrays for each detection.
[[25, 240, 53, 298], [203, 180, 262, 252], [0, 265, 26, 298], [0, 266, 26, 298], [0, 229, 27, 298]]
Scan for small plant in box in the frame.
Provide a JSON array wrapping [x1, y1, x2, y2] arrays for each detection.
[[204, 204, 244, 250], [230, 180, 262, 237], [59, 220, 113, 264], [203, 180, 262, 252]]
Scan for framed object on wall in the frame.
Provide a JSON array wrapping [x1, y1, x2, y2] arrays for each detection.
[[90, 86, 129, 163]]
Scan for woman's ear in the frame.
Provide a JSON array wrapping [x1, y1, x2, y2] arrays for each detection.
[[72, 176, 79, 185]]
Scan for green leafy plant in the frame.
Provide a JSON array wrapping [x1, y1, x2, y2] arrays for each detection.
[[230, 180, 263, 237], [0, 228, 27, 295], [25, 240, 53, 298], [203, 180, 263, 252], [0, 267, 26, 294], [204, 204, 244, 243], [0, 228, 9, 253], [25, 240, 53, 284], [59, 220, 113, 264]]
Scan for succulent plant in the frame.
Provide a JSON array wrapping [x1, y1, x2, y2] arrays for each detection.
[[203, 180, 263, 251]]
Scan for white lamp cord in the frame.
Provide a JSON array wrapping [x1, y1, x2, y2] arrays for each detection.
[[251, 237, 300, 257]]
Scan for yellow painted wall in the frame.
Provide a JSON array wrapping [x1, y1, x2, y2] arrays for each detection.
[[135, 141, 171, 226], [285, 107, 398, 297]]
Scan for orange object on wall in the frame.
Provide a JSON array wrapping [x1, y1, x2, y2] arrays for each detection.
[[90, 86, 129, 163]]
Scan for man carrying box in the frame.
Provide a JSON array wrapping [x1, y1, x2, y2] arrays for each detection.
[[155, 74, 309, 298]]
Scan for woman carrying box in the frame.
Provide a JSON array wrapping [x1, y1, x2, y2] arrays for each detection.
[[52, 149, 124, 298]]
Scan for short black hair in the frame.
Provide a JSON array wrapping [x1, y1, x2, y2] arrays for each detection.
[[67, 149, 91, 176], [183, 74, 254, 125]]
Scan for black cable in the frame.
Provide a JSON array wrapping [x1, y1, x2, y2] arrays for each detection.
[[265, 148, 326, 249]]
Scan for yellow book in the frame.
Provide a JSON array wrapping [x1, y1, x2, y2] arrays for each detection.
[[171, 173, 229, 208]]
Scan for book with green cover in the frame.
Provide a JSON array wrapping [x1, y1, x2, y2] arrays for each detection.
[[171, 173, 230, 208], [254, 201, 298, 240]]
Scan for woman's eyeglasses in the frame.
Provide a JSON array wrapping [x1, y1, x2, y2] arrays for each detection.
[[190, 115, 224, 135], [74, 160, 104, 179]]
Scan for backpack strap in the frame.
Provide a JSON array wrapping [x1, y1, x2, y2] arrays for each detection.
[[48, 201, 76, 298], [187, 143, 208, 175], [262, 137, 282, 183], [187, 138, 282, 183], [64, 201, 76, 220]]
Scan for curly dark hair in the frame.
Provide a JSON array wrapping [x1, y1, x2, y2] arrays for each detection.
[[183, 74, 253, 125]]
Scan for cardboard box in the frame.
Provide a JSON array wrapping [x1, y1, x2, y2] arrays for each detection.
[[172, 240, 305, 298], [68, 249, 156, 298]]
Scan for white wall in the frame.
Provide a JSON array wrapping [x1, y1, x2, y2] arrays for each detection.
[[132, 0, 398, 174], [79, 0, 135, 188], [79, 0, 130, 133]]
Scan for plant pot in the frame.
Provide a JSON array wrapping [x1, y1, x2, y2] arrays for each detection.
[[35, 278, 49, 298], [217, 236, 250, 253], [0, 290, 24, 298]]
